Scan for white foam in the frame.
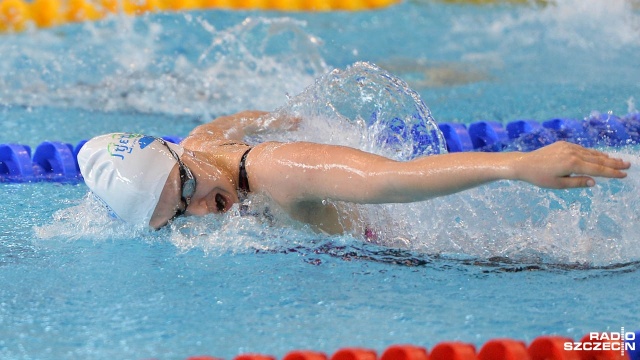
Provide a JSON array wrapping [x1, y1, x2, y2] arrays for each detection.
[[360, 149, 640, 265], [34, 193, 147, 241]]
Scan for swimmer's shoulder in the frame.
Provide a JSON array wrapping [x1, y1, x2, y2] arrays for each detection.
[[181, 132, 287, 154], [181, 132, 247, 151]]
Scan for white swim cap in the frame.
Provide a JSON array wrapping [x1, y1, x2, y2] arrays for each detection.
[[77, 133, 184, 226]]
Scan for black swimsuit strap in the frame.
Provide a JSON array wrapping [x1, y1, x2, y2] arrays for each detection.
[[238, 147, 252, 193]]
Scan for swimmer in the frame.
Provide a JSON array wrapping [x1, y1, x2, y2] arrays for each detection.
[[78, 110, 631, 233]]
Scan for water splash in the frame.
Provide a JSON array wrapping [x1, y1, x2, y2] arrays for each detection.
[[533, 0, 640, 50], [0, 15, 327, 117], [450, 0, 640, 52], [362, 149, 640, 266], [166, 193, 293, 254], [252, 62, 446, 160], [442, 0, 640, 91], [34, 193, 148, 241]]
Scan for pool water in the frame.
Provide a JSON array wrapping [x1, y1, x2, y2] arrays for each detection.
[[1, 0, 640, 359]]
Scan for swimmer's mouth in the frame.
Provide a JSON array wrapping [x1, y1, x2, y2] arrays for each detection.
[[215, 193, 228, 213]]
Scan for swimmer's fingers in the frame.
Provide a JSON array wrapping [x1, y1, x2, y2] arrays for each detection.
[[581, 152, 631, 172], [563, 155, 629, 185], [516, 141, 630, 189], [551, 148, 629, 188]]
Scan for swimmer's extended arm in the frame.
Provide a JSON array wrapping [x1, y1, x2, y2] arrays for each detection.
[[189, 110, 298, 140], [252, 141, 630, 207]]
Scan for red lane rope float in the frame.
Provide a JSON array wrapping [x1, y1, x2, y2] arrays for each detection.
[[527, 336, 580, 360], [477, 339, 529, 360], [284, 351, 329, 360], [171, 332, 639, 360], [331, 349, 378, 360], [429, 342, 476, 360], [0, 0, 400, 32], [380, 345, 429, 360], [235, 355, 277, 360]]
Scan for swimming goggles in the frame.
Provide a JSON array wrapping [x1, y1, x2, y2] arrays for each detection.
[[155, 137, 197, 221]]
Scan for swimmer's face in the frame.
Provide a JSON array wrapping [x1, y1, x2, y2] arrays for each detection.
[[149, 151, 239, 229]]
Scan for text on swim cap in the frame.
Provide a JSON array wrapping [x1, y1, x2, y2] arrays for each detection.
[[107, 133, 145, 160]]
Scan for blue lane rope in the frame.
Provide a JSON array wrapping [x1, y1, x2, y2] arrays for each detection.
[[1, 112, 639, 183], [440, 112, 640, 153]]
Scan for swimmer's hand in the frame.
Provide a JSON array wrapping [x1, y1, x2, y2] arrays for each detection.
[[257, 112, 301, 133], [512, 141, 630, 189]]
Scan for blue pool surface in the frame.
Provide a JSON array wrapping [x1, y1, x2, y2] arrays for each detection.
[[1, 0, 640, 359]]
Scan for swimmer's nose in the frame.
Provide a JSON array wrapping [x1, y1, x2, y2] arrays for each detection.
[[185, 196, 211, 216]]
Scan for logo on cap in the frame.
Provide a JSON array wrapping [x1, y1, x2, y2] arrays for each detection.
[[107, 133, 147, 160]]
